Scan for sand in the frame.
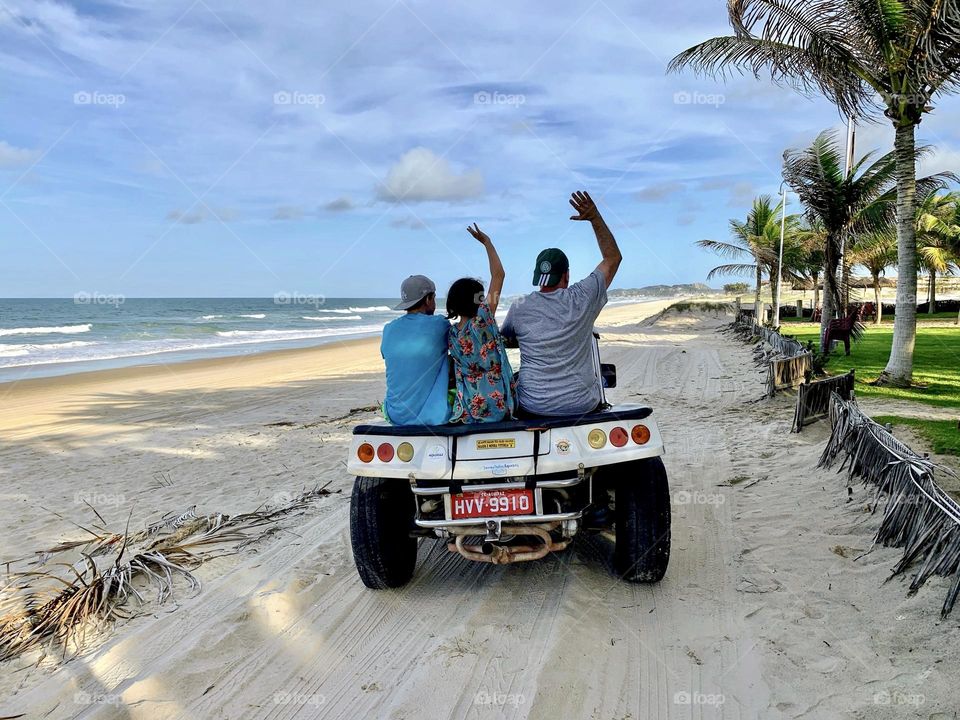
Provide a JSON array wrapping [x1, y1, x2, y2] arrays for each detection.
[[1, 298, 958, 719]]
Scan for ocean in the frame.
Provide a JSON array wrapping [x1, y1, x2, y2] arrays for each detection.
[[0, 298, 398, 382], [0, 293, 656, 382]]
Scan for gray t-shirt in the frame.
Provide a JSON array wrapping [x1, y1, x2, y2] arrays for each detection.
[[501, 269, 608, 416]]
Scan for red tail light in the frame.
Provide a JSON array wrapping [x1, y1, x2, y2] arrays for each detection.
[[610, 427, 629, 447], [377, 443, 395, 462]]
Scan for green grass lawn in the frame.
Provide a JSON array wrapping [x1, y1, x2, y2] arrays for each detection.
[[871, 416, 960, 456], [782, 322, 960, 455], [780, 311, 959, 324], [785, 323, 960, 408]]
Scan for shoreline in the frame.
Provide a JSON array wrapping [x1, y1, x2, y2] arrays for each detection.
[[0, 298, 682, 439], [0, 297, 681, 392]]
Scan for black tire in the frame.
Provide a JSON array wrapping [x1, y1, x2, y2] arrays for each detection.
[[350, 476, 418, 589], [613, 457, 671, 583]]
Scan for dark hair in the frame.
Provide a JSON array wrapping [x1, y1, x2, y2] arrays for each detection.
[[446, 277, 484, 319], [407, 292, 435, 313]]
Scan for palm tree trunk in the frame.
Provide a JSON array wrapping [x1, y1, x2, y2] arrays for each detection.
[[841, 255, 851, 314], [873, 274, 882, 325], [928, 269, 936, 314], [880, 123, 919, 386], [812, 272, 820, 314], [754, 265, 763, 323], [820, 248, 841, 352]]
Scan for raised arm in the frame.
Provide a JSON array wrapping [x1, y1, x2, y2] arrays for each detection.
[[466, 223, 505, 316], [569, 190, 621, 288]]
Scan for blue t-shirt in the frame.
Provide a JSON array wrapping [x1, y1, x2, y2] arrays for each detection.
[[381, 313, 451, 425]]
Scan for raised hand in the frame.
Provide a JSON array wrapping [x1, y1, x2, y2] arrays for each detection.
[[569, 190, 600, 222], [466, 222, 491, 245]]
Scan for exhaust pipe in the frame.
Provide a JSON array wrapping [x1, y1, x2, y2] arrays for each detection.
[[446, 523, 570, 565]]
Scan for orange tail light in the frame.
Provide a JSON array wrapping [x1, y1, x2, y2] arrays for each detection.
[[631, 424, 651, 445], [357, 443, 375, 463]]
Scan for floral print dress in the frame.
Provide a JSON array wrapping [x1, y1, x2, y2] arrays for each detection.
[[449, 302, 517, 423]]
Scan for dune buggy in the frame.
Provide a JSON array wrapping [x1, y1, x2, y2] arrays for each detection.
[[346, 340, 670, 588]]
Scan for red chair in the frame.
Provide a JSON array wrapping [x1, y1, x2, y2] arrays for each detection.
[[824, 307, 865, 356]]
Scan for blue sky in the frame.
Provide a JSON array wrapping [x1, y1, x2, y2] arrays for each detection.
[[3, 0, 960, 298]]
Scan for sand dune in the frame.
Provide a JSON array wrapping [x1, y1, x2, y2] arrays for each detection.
[[1, 300, 957, 719]]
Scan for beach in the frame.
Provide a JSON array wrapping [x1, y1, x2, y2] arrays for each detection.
[[2, 297, 958, 719]]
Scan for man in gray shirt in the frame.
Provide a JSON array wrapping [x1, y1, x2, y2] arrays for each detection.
[[501, 190, 622, 417]]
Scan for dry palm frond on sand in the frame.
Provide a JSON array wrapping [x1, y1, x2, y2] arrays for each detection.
[[0, 486, 334, 663], [721, 315, 812, 397], [820, 395, 960, 617]]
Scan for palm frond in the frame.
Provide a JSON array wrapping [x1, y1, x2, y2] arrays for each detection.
[[820, 395, 960, 617], [0, 486, 335, 663], [705, 262, 759, 280]]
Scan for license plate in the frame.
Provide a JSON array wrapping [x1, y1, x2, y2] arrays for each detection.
[[449, 488, 535, 520]]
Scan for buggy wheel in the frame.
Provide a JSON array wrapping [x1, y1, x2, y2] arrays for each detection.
[[350, 476, 418, 589], [613, 457, 671, 583]]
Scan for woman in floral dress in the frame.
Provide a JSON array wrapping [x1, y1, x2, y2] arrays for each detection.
[[446, 224, 516, 423]]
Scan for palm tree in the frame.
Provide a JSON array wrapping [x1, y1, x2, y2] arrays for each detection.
[[916, 191, 960, 314], [850, 232, 897, 324], [669, 0, 960, 385], [795, 220, 827, 313], [697, 195, 799, 323], [780, 131, 947, 351]]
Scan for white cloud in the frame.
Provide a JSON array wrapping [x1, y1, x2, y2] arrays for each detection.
[[389, 215, 427, 230], [377, 147, 484, 203], [635, 181, 684, 202], [918, 145, 960, 178], [272, 205, 304, 220], [323, 196, 354, 212], [727, 181, 756, 208], [0, 140, 40, 168], [167, 207, 238, 224]]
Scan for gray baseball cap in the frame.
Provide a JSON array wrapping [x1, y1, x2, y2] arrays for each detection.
[[394, 274, 436, 310]]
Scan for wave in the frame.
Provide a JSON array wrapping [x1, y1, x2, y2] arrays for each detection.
[[302, 315, 362, 321], [216, 326, 380, 340], [0, 340, 97, 358], [239, 313, 266, 319], [0, 323, 92, 337], [200, 315, 223, 320], [0, 326, 385, 370], [348, 305, 395, 313]]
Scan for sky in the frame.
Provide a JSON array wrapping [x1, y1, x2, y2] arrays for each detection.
[[2, 0, 960, 299]]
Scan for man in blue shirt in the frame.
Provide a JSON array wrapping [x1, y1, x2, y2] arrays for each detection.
[[381, 275, 451, 425]]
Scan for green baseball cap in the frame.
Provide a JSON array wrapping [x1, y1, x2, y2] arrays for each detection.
[[533, 248, 569, 286]]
